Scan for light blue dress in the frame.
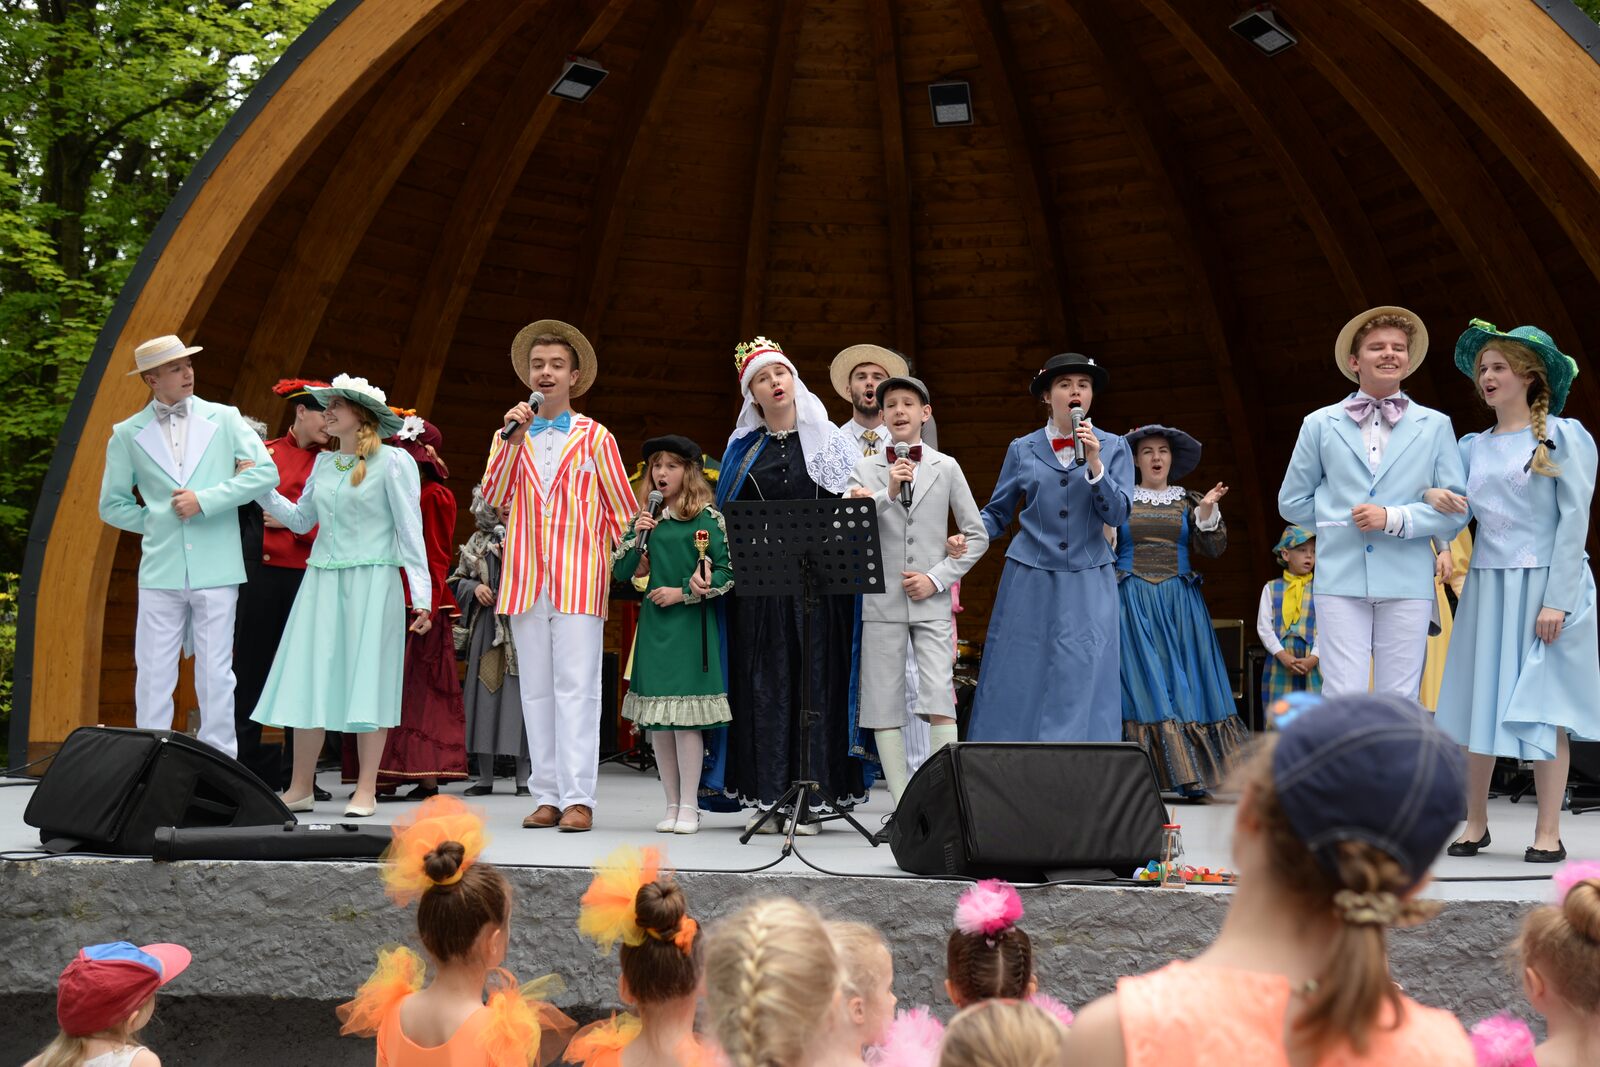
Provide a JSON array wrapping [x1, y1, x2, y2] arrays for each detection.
[[1435, 419, 1600, 760], [250, 446, 431, 733]]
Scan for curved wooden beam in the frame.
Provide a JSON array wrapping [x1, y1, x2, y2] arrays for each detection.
[[955, 0, 1077, 347], [390, 0, 636, 416], [868, 0, 916, 362], [1134, 0, 1444, 405], [574, 0, 719, 347], [1280, 2, 1584, 353], [230, 0, 539, 406], [1134, 0, 1389, 312], [1039, 0, 1271, 566], [27, 0, 464, 753], [737, 0, 806, 341], [1362, 0, 1600, 284]]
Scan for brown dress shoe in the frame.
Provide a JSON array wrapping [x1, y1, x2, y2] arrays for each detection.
[[521, 804, 561, 829], [557, 804, 593, 832]]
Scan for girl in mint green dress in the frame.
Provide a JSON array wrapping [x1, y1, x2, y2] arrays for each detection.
[[250, 375, 431, 816]]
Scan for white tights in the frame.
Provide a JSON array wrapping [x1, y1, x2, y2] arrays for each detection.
[[650, 730, 706, 811]]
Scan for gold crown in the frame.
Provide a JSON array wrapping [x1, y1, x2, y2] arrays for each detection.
[[734, 336, 782, 378]]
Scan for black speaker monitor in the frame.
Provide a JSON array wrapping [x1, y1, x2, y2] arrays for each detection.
[[889, 741, 1166, 881], [24, 727, 294, 855]]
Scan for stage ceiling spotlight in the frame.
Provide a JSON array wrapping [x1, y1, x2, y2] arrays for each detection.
[[928, 81, 973, 127], [1230, 6, 1298, 56], [550, 57, 608, 102]]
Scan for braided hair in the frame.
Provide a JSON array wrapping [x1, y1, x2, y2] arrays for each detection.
[[705, 898, 838, 1067]]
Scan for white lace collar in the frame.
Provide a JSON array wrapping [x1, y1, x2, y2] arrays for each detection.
[[1133, 485, 1185, 505]]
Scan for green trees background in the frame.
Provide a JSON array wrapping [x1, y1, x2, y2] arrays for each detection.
[[0, 1, 328, 761]]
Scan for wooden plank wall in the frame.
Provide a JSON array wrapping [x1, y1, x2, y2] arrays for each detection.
[[76, 0, 1600, 729]]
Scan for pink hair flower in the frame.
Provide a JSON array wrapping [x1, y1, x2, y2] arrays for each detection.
[[1467, 1015, 1536, 1067], [1553, 860, 1600, 902], [866, 1006, 944, 1067], [954, 878, 1023, 938]]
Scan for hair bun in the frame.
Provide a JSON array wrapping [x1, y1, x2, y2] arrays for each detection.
[[423, 840, 466, 886], [634, 880, 687, 936]]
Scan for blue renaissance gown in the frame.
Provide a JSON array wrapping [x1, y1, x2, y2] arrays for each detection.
[[1115, 486, 1248, 790], [1435, 420, 1600, 759]]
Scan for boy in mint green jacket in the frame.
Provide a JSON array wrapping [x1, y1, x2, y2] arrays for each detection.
[[99, 336, 277, 757]]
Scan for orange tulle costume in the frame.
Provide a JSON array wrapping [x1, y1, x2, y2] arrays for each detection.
[[338, 797, 576, 1066], [564, 1015, 716, 1067]]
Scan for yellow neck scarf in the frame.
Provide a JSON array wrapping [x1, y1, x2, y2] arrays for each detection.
[[1281, 570, 1313, 627]]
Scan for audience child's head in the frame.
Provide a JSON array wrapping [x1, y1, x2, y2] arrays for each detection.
[[1516, 861, 1600, 1026], [877, 378, 932, 445], [825, 921, 898, 1050], [938, 999, 1066, 1067], [640, 436, 714, 520], [33, 941, 190, 1067], [705, 897, 840, 1067], [1231, 693, 1466, 1056], [946, 880, 1035, 1007], [578, 845, 702, 1009], [385, 796, 511, 970], [1274, 525, 1316, 577]]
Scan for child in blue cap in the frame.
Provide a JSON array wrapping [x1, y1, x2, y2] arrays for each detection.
[[25, 940, 190, 1067], [1257, 525, 1321, 714]]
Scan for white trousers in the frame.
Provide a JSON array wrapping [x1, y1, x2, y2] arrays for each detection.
[[1315, 594, 1433, 700], [509, 594, 605, 810], [135, 584, 239, 758]]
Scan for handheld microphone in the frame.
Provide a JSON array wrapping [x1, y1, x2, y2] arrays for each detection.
[[1069, 403, 1087, 465], [639, 489, 665, 553], [500, 390, 546, 440], [893, 441, 914, 508]]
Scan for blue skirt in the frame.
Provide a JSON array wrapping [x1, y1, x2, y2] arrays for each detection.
[[1117, 574, 1248, 789], [968, 560, 1120, 742], [1435, 565, 1600, 760]]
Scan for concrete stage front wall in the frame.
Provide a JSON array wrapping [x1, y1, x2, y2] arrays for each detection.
[[0, 858, 1531, 1035]]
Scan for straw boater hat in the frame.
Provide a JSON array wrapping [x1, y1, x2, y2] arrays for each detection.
[[307, 373, 405, 437], [829, 344, 910, 402], [1333, 306, 1429, 382], [127, 334, 202, 376], [511, 319, 597, 398], [1452, 319, 1581, 417]]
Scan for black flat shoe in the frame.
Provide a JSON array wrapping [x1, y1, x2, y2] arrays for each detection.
[[515, 786, 531, 797], [1447, 830, 1490, 857], [463, 784, 495, 797], [402, 784, 439, 802], [313, 785, 333, 802], [1525, 841, 1566, 863]]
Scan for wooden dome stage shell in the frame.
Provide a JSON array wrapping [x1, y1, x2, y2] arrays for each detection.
[[15, 0, 1600, 757]]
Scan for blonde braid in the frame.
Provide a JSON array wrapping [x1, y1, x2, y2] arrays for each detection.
[[349, 417, 382, 487], [1529, 391, 1561, 478], [705, 898, 838, 1067]]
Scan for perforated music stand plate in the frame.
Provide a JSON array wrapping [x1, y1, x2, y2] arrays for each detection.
[[723, 498, 884, 597]]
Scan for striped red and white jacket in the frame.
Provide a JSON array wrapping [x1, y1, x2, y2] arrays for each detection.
[[480, 415, 634, 617]]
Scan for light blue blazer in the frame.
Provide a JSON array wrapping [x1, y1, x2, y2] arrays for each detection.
[[99, 396, 278, 589], [1278, 396, 1468, 601]]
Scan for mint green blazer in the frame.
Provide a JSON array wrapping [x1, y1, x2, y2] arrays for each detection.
[[99, 396, 278, 589]]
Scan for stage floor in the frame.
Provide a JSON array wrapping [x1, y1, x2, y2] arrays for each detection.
[[1, 762, 1592, 900]]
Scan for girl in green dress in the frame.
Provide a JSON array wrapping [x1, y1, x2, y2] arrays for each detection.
[[612, 435, 733, 835]]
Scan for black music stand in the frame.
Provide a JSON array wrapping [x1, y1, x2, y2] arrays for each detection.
[[723, 497, 884, 851]]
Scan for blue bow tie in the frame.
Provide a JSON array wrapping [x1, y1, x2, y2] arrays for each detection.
[[530, 412, 572, 435]]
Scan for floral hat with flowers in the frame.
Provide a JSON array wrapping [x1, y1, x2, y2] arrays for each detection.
[[307, 374, 405, 437]]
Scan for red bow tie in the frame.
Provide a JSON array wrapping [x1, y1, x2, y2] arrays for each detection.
[[889, 446, 923, 461], [1050, 437, 1074, 453]]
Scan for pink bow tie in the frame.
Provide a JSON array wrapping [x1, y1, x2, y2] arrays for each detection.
[[1344, 394, 1408, 427]]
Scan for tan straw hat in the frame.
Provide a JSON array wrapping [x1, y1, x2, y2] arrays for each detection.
[[127, 335, 202, 376], [829, 344, 909, 402], [1333, 306, 1428, 382], [511, 319, 597, 397]]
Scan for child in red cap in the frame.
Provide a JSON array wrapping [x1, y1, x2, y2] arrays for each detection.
[[25, 941, 190, 1067]]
